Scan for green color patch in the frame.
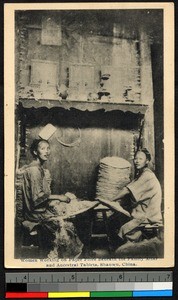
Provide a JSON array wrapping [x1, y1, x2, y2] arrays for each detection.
[[91, 291, 133, 297]]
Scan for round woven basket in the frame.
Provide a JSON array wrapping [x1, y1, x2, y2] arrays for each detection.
[[96, 157, 131, 200]]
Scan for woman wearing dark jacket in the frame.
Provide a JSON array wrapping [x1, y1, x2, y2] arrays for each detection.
[[22, 138, 83, 258]]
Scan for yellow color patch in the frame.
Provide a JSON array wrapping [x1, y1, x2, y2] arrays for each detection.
[[48, 291, 90, 298]]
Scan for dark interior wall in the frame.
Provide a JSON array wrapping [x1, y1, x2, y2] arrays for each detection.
[[152, 43, 163, 187], [20, 109, 140, 198]]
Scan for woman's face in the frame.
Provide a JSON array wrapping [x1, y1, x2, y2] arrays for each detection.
[[134, 151, 148, 170], [35, 141, 51, 162]]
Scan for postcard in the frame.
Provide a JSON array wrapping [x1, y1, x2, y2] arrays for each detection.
[[4, 2, 174, 268]]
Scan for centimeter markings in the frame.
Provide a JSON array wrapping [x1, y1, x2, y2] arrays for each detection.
[[6, 271, 172, 284]]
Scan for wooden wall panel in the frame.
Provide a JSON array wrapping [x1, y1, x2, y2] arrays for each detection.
[[25, 124, 136, 199], [17, 14, 144, 104]]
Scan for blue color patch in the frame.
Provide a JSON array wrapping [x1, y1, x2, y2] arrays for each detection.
[[133, 290, 173, 297]]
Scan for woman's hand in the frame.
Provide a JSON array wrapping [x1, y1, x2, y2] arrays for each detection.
[[58, 195, 71, 203], [48, 194, 71, 203]]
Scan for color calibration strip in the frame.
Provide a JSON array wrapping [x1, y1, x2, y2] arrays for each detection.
[[6, 282, 173, 298], [6, 272, 173, 298], [6, 290, 173, 298]]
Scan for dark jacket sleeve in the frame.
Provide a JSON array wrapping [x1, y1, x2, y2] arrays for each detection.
[[27, 167, 50, 208]]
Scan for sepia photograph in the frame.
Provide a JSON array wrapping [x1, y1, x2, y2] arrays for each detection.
[[4, 3, 174, 268]]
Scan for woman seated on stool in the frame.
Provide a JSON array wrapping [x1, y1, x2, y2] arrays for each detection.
[[98, 148, 163, 249], [22, 138, 83, 258]]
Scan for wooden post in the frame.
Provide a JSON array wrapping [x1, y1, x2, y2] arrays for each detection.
[[140, 30, 155, 169]]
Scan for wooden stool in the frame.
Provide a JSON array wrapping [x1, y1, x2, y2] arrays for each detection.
[[20, 223, 44, 258], [90, 204, 112, 253], [138, 224, 164, 240]]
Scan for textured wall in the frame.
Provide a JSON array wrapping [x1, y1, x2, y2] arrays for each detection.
[[16, 11, 145, 103], [15, 10, 163, 192]]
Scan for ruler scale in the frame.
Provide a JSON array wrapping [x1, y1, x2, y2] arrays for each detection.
[[6, 271, 173, 298]]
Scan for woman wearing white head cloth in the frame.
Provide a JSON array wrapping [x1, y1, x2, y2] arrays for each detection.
[[98, 148, 163, 247]]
